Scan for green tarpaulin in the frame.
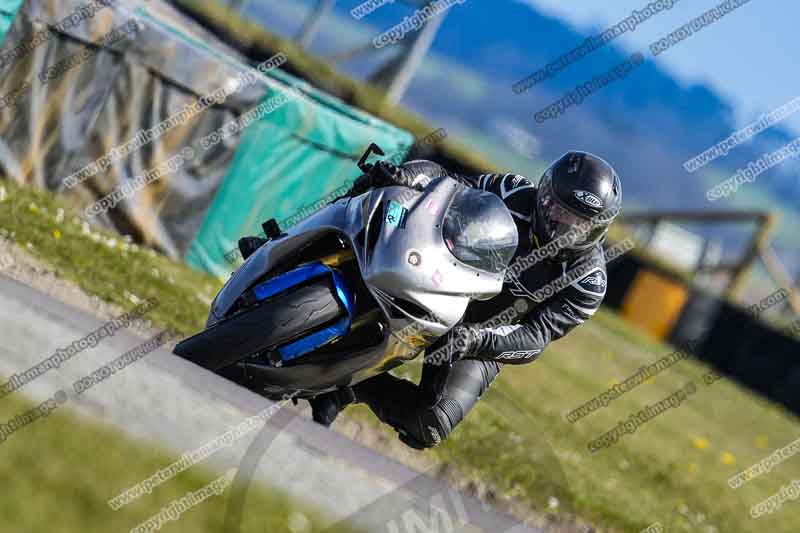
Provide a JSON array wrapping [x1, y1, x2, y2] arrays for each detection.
[[185, 70, 414, 278], [0, 0, 23, 42]]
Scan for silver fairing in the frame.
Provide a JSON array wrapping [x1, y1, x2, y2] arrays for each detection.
[[208, 177, 516, 385]]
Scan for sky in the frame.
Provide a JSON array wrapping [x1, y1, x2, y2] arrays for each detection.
[[516, 0, 800, 132]]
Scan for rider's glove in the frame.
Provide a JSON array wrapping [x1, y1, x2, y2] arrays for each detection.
[[349, 161, 403, 196], [446, 323, 484, 363], [369, 160, 404, 187], [346, 160, 436, 200]]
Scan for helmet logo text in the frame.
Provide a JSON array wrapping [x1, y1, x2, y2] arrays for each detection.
[[574, 190, 603, 209]]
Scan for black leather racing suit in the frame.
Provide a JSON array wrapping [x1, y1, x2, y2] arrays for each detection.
[[351, 160, 609, 449]]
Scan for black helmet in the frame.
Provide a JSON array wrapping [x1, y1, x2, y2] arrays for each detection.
[[534, 151, 622, 257]]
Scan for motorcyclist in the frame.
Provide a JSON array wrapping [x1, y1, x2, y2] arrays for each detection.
[[240, 151, 622, 449]]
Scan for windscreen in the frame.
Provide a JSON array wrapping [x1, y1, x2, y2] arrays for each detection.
[[442, 188, 518, 274]]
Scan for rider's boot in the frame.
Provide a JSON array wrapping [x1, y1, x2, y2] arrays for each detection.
[[238, 236, 268, 260], [309, 387, 356, 427]]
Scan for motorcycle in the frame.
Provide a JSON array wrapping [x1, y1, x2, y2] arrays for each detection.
[[174, 144, 518, 400]]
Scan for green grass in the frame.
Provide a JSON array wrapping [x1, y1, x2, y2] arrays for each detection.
[[0, 179, 220, 336], [4, 178, 800, 532], [0, 385, 361, 533]]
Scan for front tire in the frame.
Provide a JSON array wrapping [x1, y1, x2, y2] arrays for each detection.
[[174, 280, 343, 371]]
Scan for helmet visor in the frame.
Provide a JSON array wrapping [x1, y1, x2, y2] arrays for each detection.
[[537, 172, 610, 249]]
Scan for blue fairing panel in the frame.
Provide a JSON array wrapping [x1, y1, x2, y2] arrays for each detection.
[[251, 262, 354, 362], [278, 317, 351, 361]]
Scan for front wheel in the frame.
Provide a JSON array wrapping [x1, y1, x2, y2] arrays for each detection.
[[174, 280, 344, 371]]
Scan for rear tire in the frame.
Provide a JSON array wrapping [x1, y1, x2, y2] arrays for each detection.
[[174, 280, 343, 371]]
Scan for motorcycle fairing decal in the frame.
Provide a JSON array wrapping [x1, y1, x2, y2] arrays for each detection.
[[385, 200, 408, 228]]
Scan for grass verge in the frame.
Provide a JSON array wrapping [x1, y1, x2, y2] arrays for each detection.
[[0, 384, 360, 533], [0, 179, 218, 337]]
